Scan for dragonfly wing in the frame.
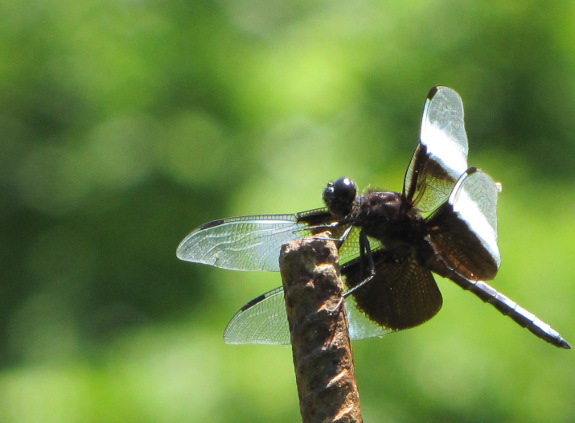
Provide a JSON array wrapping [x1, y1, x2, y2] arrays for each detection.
[[427, 167, 501, 280], [224, 287, 291, 345], [177, 209, 337, 271], [404, 86, 469, 212], [344, 250, 443, 330], [224, 286, 390, 345]]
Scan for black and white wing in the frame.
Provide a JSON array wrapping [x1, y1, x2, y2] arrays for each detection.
[[404, 86, 469, 212], [424, 170, 571, 348], [426, 167, 501, 281]]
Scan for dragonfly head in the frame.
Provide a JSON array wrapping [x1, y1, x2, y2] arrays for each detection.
[[323, 177, 358, 218]]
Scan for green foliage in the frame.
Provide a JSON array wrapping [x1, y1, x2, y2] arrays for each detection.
[[1, 0, 574, 421]]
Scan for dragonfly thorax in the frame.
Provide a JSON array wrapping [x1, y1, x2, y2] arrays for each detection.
[[354, 191, 426, 253]]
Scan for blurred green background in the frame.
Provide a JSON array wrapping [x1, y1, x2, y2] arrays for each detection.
[[1, 0, 574, 422]]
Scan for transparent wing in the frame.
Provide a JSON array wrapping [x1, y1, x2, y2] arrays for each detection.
[[338, 226, 383, 267], [177, 208, 373, 272], [427, 167, 501, 280], [224, 287, 290, 344], [404, 86, 469, 212], [177, 209, 338, 271], [224, 286, 388, 345], [347, 295, 390, 340]]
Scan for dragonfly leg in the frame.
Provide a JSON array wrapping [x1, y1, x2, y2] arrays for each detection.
[[307, 224, 354, 245], [343, 231, 376, 298]]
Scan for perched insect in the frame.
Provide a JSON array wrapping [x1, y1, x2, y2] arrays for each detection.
[[177, 86, 570, 349]]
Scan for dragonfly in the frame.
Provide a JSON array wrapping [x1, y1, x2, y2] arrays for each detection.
[[177, 86, 571, 349]]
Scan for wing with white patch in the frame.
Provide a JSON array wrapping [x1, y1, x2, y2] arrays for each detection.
[[404, 86, 469, 212], [426, 167, 501, 280]]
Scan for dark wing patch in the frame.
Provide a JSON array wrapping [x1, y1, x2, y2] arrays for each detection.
[[343, 252, 443, 331]]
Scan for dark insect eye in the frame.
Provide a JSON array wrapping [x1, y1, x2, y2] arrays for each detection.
[[324, 182, 335, 196], [323, 177, 358, 217], [333, 177, 357, 203]]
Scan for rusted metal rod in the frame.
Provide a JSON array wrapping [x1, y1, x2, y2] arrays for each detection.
[[280, 236, 363, 423]]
